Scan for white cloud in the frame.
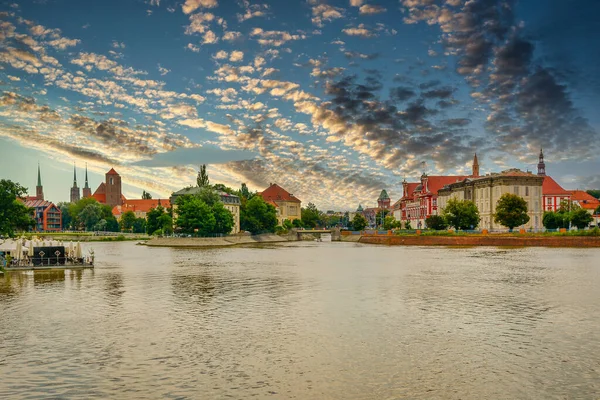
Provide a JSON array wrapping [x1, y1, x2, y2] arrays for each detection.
[[229, 50, 244, 62], [213, 50, 228, 59], [222, 31, 241, 41], [47, 37, 81, 50], [342, 24, 376, 38], [359, 5, 387, 15], [350, 0, 364, 6], [112, 41, 126, 49], [203, 30, 218, 44], [186, 43, 201, 52], [250, 28, 306, 47], [158, 64, 170, 75], [182, 0, 218, 15], [312, 4, 344, 27]]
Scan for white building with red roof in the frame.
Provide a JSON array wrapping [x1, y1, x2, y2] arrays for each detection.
[[536, 149, 572, 211], [258, 183, 301, 226]]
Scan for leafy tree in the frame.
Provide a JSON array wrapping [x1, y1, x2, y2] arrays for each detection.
[[195, 186, 220, 207], [292, 218, 304, 228], [586, 190, 600, 199], [239, 182, 253, 200], [142, 190, 152, 199], [105, 216, 120, 232], [213, 183, 235, 195], [94, 219, 107, 232], [197, 164, 210, 187], [132, 218, 147, 233], [301, 202, 321, 228], [241, 196, 277, 234], [0, 179, 35, 236], [543, 212, 563, 230], [158, 214, 173, 235], [493, 193, 530, 231], [405, 220, 412, 230], [351, 213, 368, 231], [570, 208, 593, 229], [212, 201, 234, 234], [120, 211, 137, 232], [68, 197, 103, 230], [383, 215, 400, 230], [441, 198, 480, 230], [375, 209, 390, 227], [146, 206, 165, 235], [595, 205, 600, 215], [283, 219, 294, 230], [425, 215, 448, 230], [79, 203, 102, 231], [57, 202, 72, 230], [175, 195, 215, 235]]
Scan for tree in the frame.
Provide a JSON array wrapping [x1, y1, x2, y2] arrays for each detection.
[[158, 214, 173, 235], [292, 218, 304, 228], [425, 215, 448, 230], [120, 211, 137, 232], [595, 205, 600, 215], [543, 211, 564, 230], [146, 206, 165, 235], [301, 202, 321, 228], [283, 219, 294, 230], [57, 202, 72, 230], [441, 198, 480, 230], [175, 195, 215, 235], [240, 196, 277, 234], [105, 216, 120, 232], [570, 208, 593, 229], [132, 218, 147, 233], [212, 202, 234, 234], [213, 183, 235, 195], [586, 190, 600, 199], [239, 182, 252, 200], [79, 203, 102, 231], [195, 186, 220, 207], [383, 215, 400, 230], [197, 164, 210, 187], [351, 213, 368, 231], [375, 209, 390, 227], [142, 190, 152, 199], [94, 219, 107, 232], [0, 179, 35, 236], [493, 193, 530, 231]]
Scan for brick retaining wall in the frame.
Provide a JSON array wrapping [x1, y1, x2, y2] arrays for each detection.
[[359, 235, 600, 247]]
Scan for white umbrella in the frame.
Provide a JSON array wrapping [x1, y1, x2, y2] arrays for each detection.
[[15, 241, 22, 261], [69, 241, 74, 257], [28, 242, 34, 257], [76, 242, 82, 259]]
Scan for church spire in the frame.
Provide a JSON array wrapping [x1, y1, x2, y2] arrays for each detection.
[[84, 163, 89, 189], [36, 163, 44, 201], [70, 162, 81, 203], [73, 162, 78, 188], [472, 153, 480, 178], [537, 148, 546, 176]]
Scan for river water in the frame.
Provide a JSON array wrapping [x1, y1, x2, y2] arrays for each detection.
[[1, 242, 599, 399]]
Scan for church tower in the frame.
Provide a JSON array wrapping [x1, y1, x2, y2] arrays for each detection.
[[70, 163, 81, 203], [537, 148, 546, 176], [472, 153, 480, 178], [36, 163, 44, 201], [105, 168, 122, 207], [82, 163, 92, 198]]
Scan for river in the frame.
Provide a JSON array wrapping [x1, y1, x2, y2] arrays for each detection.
[[1, 242, 599, 399]]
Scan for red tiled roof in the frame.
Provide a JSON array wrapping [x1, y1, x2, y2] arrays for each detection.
[[113, 199, 171, 216], [92, 193, 106, 203], [23, 199, 55, 209], [542, 176, 570, 195], [424, 175, 467, 195], [259, 183, 301, 203], [264, 199, 279, 208], [568, 190, 599, 203], [93, 182, 106, 195], [106, 168, 119, 175]]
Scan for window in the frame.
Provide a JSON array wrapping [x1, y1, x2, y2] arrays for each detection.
[[110, 177, 114, 185], [514, 186, 519, 195], [548, 198, 553, 204], [525, 187, 529, 196]]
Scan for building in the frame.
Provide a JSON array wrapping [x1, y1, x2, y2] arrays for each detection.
[[392, 155, 479, 228], [112, 199, 171, 221], [536, 149, 572, 211], [24, 199, 62, 232], [70, 163, 81, 203], [258, 183, 301, 226], [437, 169, 544, 230], [82, 164, 92, 199], [568, 190, 600, 219], [170, 187, 241, 234]]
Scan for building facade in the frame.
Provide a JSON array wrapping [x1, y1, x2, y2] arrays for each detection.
[[437, 169, 544, 230], [258, 183, 301, 226], [25, 199, 62, 232], [170, 187, 241, 234], [112, 199, 172, 221], [536, 149, 571, 211]]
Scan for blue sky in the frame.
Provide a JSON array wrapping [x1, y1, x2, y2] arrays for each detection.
[[1, 0, 599, 210]]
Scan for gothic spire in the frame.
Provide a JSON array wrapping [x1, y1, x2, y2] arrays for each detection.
[[537, 148, 546, 176], [84, 163, 89, 189], [37, 163, 42, 187], [73, 162, 78, 188], [472, 153, 480, 177]]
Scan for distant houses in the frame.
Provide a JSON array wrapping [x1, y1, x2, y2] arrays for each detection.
[[258, 183, 302, 226]]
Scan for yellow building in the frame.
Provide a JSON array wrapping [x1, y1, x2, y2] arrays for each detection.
[[258, 183, 302, 226], [437, 169, 544, 231]]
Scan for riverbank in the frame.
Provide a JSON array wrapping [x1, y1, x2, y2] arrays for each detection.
[[357, 234, 600, 247], [145, 234, 293, 248], [19, 233, 150, 242]]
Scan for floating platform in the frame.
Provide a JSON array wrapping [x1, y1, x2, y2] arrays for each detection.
[[4, 263, 94, 272]]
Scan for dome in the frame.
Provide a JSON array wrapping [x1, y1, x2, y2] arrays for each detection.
[[414, 184, 422, 192]]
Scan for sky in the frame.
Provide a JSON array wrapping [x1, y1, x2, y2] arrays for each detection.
[[1, 0, 599, 210]]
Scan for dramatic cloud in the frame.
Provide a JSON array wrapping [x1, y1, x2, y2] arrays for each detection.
[[182, 0, 218, 15], [359, 5, 386, 15]]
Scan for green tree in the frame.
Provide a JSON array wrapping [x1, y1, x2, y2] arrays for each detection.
[[197, 164, 210, 187], [586, 190, 600, 199], [195, 186, 220, 207], [425, 215, 448, 230], [132, 218, 147, 233], [292, 218, 304, 228], [351, 213, 368, 231], [375, 209, 390, 227], [212, 201, 234, 234], [175, 195, 215, 235], [493, 193, 530, 231], [120, 211, 137, 232], [57, 202, 72, 230], [79, 203, 102, 231], [441, 198, 480, 230], [105, 216, 120, 232], [94, 219, 107, 232], [146, 205, 165, 235], [383, 215, 399, 230], [239, 183, 253, 200], [570, 208, 593, 229], [213, 183, 235, 195], [301, 202, 321, 228], [595, 205, 600, 215], [543, 212, 562, 230], [0, 179, 35, 236], [240, 196, 277, 234], [158, 213, 173, 235], [142, 190, 152, 199]]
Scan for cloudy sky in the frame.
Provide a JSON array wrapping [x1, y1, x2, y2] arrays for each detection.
[[1, 0, 599, 210]]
